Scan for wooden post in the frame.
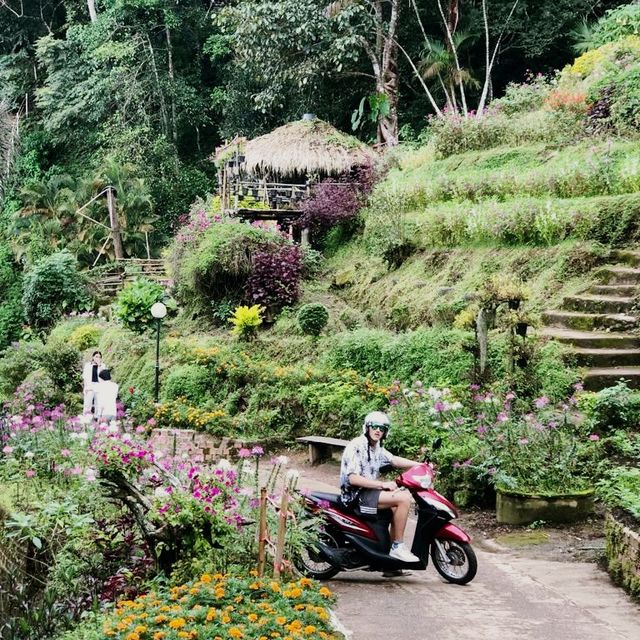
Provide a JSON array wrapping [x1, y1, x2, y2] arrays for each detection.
[[257, 487, 268, 577], [107, 186, 125, 260], [273, 489, 289, 579]]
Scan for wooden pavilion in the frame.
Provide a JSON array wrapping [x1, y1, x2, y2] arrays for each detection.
[[214, 116, 375, 240]]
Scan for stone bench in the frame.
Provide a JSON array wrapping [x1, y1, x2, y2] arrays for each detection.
[[296, 435, 349, 465]]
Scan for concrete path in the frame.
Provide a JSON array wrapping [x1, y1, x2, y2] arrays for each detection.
[[297, 467, 640, 640]]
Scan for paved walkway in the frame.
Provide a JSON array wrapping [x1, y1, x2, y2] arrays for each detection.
[[296, 461, 640, 640]]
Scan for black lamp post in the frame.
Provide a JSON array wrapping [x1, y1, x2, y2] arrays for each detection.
[[151, 301, 167, 403]]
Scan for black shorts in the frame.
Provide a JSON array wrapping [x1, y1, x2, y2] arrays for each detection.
[[357, 488, 382, 516]]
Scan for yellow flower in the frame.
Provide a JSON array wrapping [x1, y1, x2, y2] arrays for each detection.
[[154, 615, 169, 624], [287, 620, 302, 632], [215, 588, 225, 599], [229, 628, 244, 639], [221, 614, 231, 624], [153, 634, 166, 640], [206, 608, 217, 622], [125, 633, 140, 640], [276, 616, 287, 625], [247, 614, 258, 622], [269, 582, 281, 593], [177, 633, 191, 639], [298, 578, 313, 588], [319, 587, 332, 597], [304, 626, 317, 635], [249, 582, 260, 590], [134, 626, 147, 633], [169, 618, 187, 630], [289, 587, 302, 598]]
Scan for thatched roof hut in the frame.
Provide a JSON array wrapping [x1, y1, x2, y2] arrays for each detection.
[[242, 118, 375, 178]]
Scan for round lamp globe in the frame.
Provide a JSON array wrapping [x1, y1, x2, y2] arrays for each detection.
[[150, 302, 167, 319]]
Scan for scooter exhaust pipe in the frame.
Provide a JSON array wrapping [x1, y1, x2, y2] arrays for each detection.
[[316, 542, 344, 567]]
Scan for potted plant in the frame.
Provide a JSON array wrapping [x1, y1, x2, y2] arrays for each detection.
[[476, 393, 598, 525]]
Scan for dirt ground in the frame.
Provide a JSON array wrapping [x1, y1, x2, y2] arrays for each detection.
[[287, 450, 607, 565]]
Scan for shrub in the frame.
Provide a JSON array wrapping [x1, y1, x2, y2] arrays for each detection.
[[246, 244, 303, 308], [113, 278, 166, 334], [297, 303, 329, 337], [0, 341, 43, 398], [68, 324, 103, 351], [585, 382, 640, 433], [0, 244, 24, 350], [492, 74, 554, 115], [591, 4, 640, 47], [173, 221, 287, 313], [596, 466, 640, 520], [12, 368, 59, 410], [229, 304, 264, 340], [163, 364, 212, 403], [21, 251, 90, 337], [37, 339, 82, 392]]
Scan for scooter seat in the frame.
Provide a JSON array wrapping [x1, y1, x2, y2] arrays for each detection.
[[309, 491, 342, 507]]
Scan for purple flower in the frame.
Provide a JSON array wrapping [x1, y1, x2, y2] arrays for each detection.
[[496, 412, 508, 423], [589, 434, 600, 441], [518, 438, 529, 445], [25, 469, 36, 478], [251, 445, 264, 456], [534, 396, 549, 409], [433, 401, 446, 412]]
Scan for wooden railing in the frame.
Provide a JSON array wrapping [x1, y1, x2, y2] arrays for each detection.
[[90, 258, 169, 297]]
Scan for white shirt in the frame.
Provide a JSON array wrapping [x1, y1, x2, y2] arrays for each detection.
[[340, 435, 394, 489], [95, 380, 119, 419], [83, 361, 105, 390]]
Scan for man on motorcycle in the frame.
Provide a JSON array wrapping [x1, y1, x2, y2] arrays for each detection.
[[340, 411, 421, 564]]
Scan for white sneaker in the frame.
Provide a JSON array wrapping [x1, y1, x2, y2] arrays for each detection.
[[389, 543, 419, 563]]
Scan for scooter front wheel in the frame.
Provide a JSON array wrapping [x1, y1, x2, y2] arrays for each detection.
[[431, 539, 477, 585], [295, 530, 341, 580]]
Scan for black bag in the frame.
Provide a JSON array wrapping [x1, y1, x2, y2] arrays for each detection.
[[339, 486, 361, 510]]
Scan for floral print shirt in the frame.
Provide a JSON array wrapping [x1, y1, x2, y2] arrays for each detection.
[[340, 435, 394, 489]]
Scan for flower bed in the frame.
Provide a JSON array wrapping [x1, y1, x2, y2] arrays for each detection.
[[496, 487, 595, 525], [60, 573, 341, 640]]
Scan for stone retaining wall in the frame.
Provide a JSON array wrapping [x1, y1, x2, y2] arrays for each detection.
[[605, 513, 640, 598], [148, 428, 247, 463]]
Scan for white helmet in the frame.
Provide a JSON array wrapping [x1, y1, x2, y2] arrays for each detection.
[[363, 411, 391, 437]]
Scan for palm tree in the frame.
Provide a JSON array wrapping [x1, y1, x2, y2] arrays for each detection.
[[419, 31, 480, 113]]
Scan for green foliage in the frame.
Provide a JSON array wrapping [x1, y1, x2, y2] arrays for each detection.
[[591, 4, 640, 47], [584, 382, 640, 433], [21, 251, 89, 337], [0, 242, 24, 350], [297, 303, 329, 337], [597, 466, 640, 520], [173, 221, 286, 314], [0, 342, 42, 399], [229, 304, 264, 341], [38, 339, 82, 392], [163, 364, 212, 403], [113, 278, 166, 335], [68, 323, 103, 351]]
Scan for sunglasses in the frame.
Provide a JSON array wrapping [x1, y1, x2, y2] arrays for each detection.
[[368, 423, 389, 433]]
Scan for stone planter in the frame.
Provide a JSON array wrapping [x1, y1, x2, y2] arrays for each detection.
[[605, 513, 640, 597], [496, 487, 595, 525]]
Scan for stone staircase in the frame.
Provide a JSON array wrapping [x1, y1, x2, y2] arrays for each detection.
[[91, 259, 169, 297], [542, 250, 640, 391]]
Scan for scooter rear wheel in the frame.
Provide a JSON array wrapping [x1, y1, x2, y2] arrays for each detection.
[[431, 539, 477, 585], [295, 530, 341, 580]]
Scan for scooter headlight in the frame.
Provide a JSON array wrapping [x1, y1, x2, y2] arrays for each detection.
[[413, 472, 432, 489]]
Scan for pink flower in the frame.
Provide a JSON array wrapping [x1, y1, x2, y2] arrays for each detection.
[[589, 434, 600, 441], [2, 446, 14, 454], [518, 438, 529, 445], [25, 469, 36, 478], [60, 449, 71, 457], [496, 412, 508, 423], [238, 448, 252, 458], [251, 445, 264, 456], [534, 396, 549, 409]]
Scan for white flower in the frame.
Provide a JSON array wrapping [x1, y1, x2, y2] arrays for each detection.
[[11, 415, 23, 423], [217, 458, 232, 470], [24, 451, 34, 459], [274, 455, 289, 466], [427, 387, 443, 400], [77, 432, 89, 441], [121, 433, 132, 443], [155, 450, 165, 459], [85, 468, 97, 482], [79, 414, 93, 426], [108, 422, 120, 434], [154, 486, 171, 498], [285, 469, 300, 483], [450, 401, 463, 411]]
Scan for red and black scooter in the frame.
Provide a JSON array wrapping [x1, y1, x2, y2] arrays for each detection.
[[296, 460, 477, 584]]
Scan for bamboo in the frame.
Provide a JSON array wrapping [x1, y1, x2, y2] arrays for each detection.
[[273, 489, 289, 579], [257, 487, 268, 577]]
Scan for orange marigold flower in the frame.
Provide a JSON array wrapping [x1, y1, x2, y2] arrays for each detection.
[[206, 608, 217, 622], [304, 626, 317, 635], [153, 633, 166, 640], [269, 582, 281, 593], [288, 620, 302, 632], [169, 618, 187, 629], [289, 587, 302, 598], [155, 615, 169, 624], [299, 578, 313, 587], [276, 616, 287, 625], [319, 587, 332, 597], [249, 582, 260, 590], [125, 633, 140, 640], [221, 614, 231, 624], [201, 574, 212, 583], [177, 632, 191, 639], [247, 613, 258, 622], [229, 628, 244, 639]]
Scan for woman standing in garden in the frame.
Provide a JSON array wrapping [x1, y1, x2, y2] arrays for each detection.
[[82, 350, 105, 415]]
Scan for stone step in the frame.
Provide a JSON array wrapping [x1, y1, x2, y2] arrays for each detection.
[[542, 310, 640, 332], [562, 294, 636, 314], [571, 347, 640, 368], [583, 367, 640, 391], [610, 250, 640, 267], [589, 284, 638, 296], [595, 266, 640, 285], [539, 327, 640, 349]]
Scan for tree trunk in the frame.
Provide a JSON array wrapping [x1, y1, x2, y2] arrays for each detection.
[[165, 25, 178, 144], [107, 186, 125, 260], [87, 0, 97, 22]]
